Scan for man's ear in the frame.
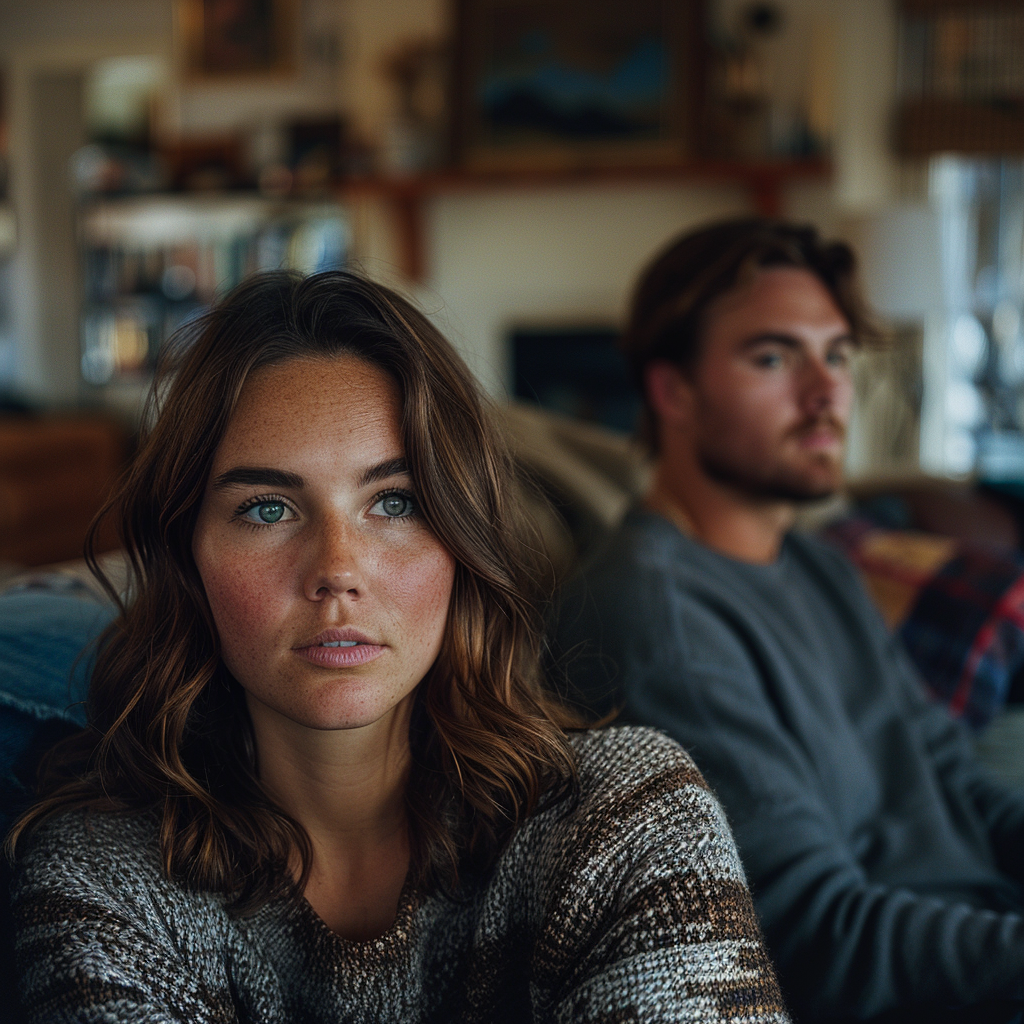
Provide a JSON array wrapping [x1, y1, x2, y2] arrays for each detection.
[[644, 360, 695, 431]]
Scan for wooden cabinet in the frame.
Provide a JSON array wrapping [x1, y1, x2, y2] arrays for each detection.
[[0, 416, 125, 567]]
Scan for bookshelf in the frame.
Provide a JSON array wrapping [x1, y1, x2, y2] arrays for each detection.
[[897, 0, 1024, 155], [78, 193, 349, 393]]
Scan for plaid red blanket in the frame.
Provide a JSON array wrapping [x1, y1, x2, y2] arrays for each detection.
[[823, 518, 1024, 730]]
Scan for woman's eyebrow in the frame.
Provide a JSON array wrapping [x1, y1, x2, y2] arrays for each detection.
[[213, 467, 305, 490], [359, 457, 409, 487]]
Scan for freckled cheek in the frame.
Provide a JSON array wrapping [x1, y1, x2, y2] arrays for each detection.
[[375, 544, 455, 651], [198, 554, 295, 667]]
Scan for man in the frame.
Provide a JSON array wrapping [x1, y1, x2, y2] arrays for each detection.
[[552, 219, 1024, 1023]]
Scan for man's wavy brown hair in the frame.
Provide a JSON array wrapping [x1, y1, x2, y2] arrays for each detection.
[[8, 270, 579, 911]]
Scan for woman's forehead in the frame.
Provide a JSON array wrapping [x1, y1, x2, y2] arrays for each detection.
[[213, 355, 403, 471]]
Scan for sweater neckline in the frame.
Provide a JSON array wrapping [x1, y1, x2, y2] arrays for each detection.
[[633, 505, 793, 576], [291, 877, 426, 957]]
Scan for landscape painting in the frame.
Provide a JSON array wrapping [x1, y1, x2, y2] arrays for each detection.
[[452, 0, 701, 166]]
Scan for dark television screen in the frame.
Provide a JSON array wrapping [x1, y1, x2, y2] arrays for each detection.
[[510, 325, 640, 433]]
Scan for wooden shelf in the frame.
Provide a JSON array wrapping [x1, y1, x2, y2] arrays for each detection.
[[338, 158, 831, 282]]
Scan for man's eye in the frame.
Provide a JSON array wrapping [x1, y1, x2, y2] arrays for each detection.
[[827, 348, 851, 367], [370, 491, 418, 519], [754, 351, 783, 368], [241, 502, 294, 525]]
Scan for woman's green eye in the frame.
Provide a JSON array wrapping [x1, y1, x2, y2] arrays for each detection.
[[373, 492, 417, 518], [242, 502, 289, 524]]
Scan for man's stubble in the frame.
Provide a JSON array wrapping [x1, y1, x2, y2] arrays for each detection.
[[696, 413, 847, 505]]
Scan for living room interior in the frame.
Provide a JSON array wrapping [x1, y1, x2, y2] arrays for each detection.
[[2, 0, 1024, 779]]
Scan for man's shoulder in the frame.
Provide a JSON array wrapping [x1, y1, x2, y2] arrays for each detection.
[[571, 508, 861, 604], [785, 527, 863, 578], [568, 725, 706, 795], [552, 511, 876, 687], [580, 507, 702, 576], [561, 509, 717, 615]]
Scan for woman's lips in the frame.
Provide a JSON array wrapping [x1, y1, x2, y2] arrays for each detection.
[[295, 642, 385, 668], [294, 627, 385, 668]]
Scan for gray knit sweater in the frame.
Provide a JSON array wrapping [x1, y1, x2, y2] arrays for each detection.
[[12, 727, 788, 1023]]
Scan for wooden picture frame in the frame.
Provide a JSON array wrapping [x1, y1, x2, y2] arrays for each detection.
[[178, 0, 299, 81], [450, 0, 706, 170]]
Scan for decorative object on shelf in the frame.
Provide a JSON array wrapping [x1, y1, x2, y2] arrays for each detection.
[[708, 1, 819, 159], [380, 37, 449, 176], [450, 0, 705, 170], [160, 135, 246, 191], [704, 1, 825, 161], [898, 0, 1024, 155], [287, 117, 344, 193], [178, 0, 299, 81]]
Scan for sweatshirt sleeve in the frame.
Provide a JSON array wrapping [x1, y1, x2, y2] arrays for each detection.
[[611, 595, 1024, 1021], [893, 640, 1024, 886], [12, 812, 238, 1024], [539, 730, 790, 1024]]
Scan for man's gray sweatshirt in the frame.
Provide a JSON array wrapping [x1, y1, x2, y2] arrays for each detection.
[[551, 508, 1024, 1021]]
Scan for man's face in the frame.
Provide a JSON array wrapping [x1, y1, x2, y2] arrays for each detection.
[[667, 266, 856, 502]]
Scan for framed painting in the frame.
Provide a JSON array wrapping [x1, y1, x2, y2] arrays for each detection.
[[178, 0, 299, 81], [450, 0, 706, 169]]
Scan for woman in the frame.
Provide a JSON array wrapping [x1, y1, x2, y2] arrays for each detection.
[[8, 271, 788, 1022]]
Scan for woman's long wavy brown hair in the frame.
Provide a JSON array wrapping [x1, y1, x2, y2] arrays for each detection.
[[7, 270, 579, 911]]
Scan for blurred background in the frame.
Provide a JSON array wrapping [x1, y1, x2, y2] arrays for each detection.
[[1, 0, 1023, 571]]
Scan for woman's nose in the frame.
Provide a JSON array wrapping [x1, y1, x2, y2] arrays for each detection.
[[302, 518, 365, 601]]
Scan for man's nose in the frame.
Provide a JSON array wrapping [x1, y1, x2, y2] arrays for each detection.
[[302, 515, 365, 601], [801, 355, 843, 414]]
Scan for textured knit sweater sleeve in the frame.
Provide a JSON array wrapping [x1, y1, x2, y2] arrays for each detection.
[[552, 526, 1024, 1022], [12, 810, 246, 1024], [910, 664, 1024, 885], [528, 729, 789, 1023]]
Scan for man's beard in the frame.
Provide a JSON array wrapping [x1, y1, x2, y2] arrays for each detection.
[[697, 416, 846, 504]]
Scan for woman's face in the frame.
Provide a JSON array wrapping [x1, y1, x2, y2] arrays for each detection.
[[193, 355, 455, 736]]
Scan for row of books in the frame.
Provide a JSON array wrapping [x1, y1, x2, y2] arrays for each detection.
[[900, 10, 1024, 101], [80, 203, 349, 385]]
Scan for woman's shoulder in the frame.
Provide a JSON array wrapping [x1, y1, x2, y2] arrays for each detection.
[[11, 808, 271, 1021], [567, 724, 703, 783], [567, 724, 715, 820], [17, 804, 161, 878], [13, 805, 223, 931], [546, 725, 739, 870], [492, 727, 786, 1019]]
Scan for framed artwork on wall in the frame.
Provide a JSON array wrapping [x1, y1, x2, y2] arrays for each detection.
[[178, 0, 299, 81], [450, 0, 706, 170]]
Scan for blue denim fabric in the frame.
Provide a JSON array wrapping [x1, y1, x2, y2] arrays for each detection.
[[0, 588, 115, 835]]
